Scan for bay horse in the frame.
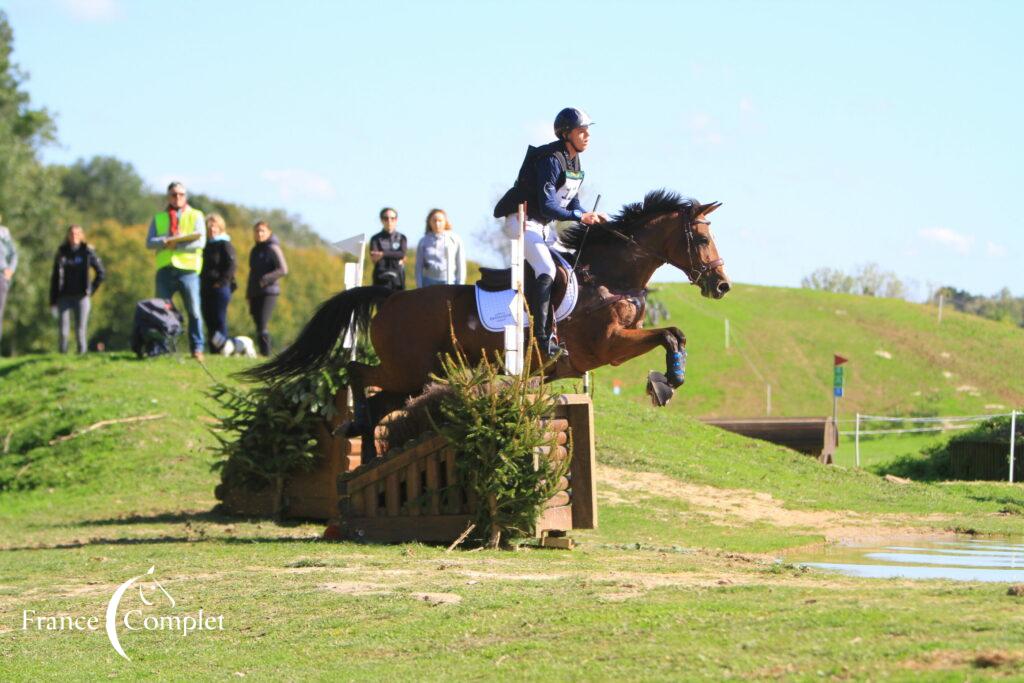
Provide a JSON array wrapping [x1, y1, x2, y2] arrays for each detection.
[[244, 190, 730, 432]]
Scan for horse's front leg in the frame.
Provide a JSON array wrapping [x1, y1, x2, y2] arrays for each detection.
[[600, 325, 687, 383]]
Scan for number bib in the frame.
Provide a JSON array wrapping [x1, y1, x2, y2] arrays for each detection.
[[556, 170, 584, 208]]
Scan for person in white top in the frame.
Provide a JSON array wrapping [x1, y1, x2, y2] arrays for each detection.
[[415, 209, 466, 287]]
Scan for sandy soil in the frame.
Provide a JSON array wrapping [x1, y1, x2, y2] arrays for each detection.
[[597, 464, 953, 544]]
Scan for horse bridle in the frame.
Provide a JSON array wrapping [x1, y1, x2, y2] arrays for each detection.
[[596, 213, 725, 289]]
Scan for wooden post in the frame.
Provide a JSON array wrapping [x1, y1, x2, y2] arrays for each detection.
[[855, 412, 861, 468], [1010, 410, 1017, 484], [563, 395, 597, 529]]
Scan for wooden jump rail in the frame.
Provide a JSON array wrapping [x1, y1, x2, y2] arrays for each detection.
[[336, 394, 597, 543], [699, 416, 838, 464]]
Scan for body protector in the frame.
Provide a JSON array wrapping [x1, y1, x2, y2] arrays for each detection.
[[493, 139, 584, 223]]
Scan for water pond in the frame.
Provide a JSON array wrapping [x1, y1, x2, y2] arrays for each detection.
[[795, 538, 1024, 582]]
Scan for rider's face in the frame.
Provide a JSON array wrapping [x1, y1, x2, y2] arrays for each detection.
[[566, 126, 590, 153]]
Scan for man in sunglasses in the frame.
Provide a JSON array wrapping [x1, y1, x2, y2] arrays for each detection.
[[369, 207, 407, 291], [146, 181, 207, 359]]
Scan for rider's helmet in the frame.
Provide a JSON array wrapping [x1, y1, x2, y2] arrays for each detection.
[[554, 108, 593, 139]]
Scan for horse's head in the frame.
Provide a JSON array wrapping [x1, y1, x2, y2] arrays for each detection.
[[666, 201, 731, 299]]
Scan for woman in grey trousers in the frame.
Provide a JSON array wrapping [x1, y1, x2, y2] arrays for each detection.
[[49, 224, 105, 353]]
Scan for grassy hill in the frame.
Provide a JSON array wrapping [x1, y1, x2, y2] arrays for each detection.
[[3, 286, 1024, 679], [594, 283, 1024, 418]]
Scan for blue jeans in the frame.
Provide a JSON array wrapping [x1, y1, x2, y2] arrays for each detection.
[[156, 267, 204, 352], [419, 275, 448, 288]]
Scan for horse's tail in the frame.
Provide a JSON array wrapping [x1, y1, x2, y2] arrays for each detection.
[[239, 286, 394, 383]]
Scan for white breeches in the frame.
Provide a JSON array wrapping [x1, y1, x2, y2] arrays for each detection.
[[504, 214, 557, 279]]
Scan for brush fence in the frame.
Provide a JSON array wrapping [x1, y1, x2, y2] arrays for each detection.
[[336, 394, 597, 543]]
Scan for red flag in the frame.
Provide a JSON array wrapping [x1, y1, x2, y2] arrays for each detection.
[[834, 354, 849, 366]]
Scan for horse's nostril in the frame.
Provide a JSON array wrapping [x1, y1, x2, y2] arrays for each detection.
[[717, 281, 731, 295]]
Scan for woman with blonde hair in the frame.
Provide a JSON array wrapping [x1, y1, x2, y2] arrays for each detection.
[[414, 208, 465, 288], [199, 213, 237, 352]]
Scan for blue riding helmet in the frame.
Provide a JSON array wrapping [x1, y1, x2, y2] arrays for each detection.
[[554, 108, 594, 139]]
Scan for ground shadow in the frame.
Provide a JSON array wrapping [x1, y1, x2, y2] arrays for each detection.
[[72, 507, 316, 528], [0, 534, 324, 553]]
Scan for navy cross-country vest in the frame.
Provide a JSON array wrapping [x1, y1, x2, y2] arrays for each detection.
[[493, 139, 584, 221]]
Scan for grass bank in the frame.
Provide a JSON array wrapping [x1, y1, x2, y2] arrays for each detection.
[[2, 351, 1024, 679]]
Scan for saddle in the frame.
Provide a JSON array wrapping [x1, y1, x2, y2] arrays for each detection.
[[473, 249, 578, 333]]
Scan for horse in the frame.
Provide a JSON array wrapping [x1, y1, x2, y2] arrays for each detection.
[[244, 190, 730, 438]]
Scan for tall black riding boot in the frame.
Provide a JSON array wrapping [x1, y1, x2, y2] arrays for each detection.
[[530, 274, 562, 359]]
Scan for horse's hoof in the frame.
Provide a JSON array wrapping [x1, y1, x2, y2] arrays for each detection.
[[646, 371, 675, 407]]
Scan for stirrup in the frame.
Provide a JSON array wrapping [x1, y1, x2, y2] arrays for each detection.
[[536, 335, 564, 360]]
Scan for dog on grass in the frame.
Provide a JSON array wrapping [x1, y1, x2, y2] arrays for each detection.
[[219, 335, 257, 358]]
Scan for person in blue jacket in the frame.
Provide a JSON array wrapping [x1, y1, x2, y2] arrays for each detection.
[[494, 107, 608, 358]]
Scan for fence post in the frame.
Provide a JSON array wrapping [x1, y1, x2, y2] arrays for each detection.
[[1010, 410, 1018, 484], [855, 413, 861, 468], [724, 318, 730, 350], [504, 202, 526, 375]]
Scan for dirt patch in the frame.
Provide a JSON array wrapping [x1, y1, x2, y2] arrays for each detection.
[[457, 570, 565, 582], [318, 581, 390, 596], [901, 649, 1024, 671], [598, 465, 952, 544], [411, 592, 462, 606]]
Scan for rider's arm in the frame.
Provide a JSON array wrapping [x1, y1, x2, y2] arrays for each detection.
[[533, 156, 584, 223]]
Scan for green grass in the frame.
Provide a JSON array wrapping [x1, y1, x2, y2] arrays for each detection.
[[597, 283, 1024, 419], [3, 282, 1024, 680]]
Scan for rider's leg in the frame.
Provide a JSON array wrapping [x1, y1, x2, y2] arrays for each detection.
[[523, 229, 561, 358]]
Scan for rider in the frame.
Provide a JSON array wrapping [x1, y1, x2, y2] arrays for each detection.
[[494, 107, 608, 358]]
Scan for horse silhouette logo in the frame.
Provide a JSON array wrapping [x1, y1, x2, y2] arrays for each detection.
[[105, 566, 174, 661]]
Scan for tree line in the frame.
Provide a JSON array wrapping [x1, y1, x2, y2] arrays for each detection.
[[801, 262, 1023, 328], [1, 12, 482, 356]]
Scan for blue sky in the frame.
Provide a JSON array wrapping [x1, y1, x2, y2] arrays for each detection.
[[5, 0, 1021, 297]]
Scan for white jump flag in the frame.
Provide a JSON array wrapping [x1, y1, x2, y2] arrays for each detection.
[[331, 233, 366, 257]]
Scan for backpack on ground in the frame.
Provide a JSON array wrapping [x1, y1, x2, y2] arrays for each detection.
[[130, 298, 184, 358]]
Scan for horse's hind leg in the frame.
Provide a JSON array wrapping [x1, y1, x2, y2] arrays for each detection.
[[346, 360, 409, 460]]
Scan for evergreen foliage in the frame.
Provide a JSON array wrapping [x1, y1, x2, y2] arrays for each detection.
[[208, 354, 347, 511], [429, 345, 568, 548]]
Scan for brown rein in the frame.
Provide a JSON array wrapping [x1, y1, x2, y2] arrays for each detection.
[[594, 215, 724, 288]]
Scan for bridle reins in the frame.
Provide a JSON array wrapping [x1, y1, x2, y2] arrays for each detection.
[[586, 213, 724, 289]]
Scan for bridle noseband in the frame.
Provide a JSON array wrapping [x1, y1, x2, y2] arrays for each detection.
[[594, 213, 724, 289]]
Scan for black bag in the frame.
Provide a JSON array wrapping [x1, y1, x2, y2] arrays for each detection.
[[130, 298, 184, 358]]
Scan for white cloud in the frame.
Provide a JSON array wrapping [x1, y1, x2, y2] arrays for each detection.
[[986, 241, 1007, 258], [918, 227, 974, 255], [689, 112, 723, 146], [739, 97, 754, 113], [261, 169, 336, 201], [61, 0, 120, 21]]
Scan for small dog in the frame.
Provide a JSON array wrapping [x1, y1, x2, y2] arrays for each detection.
[[219, 335, 257, 358]]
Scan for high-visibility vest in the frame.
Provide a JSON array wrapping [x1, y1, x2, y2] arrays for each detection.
[[154, 207, 204, 272]]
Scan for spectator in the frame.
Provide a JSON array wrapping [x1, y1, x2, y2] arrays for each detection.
[[49, 224, 105, 354], [146, 181, 207, 360], [415, 208, 466, 287], [370, 207, 407, 291], [0, 216, 16, 348], [200, 213, 237, 353], [247, 220, 288, 356]]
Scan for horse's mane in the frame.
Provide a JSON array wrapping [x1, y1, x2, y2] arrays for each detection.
[[559, 189, 698, 251]]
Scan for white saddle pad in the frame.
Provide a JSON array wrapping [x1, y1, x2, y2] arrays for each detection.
[[474, 252, 579, 333]]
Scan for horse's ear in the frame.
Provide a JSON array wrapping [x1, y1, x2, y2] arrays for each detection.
[[698, 201, 722, 216]]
